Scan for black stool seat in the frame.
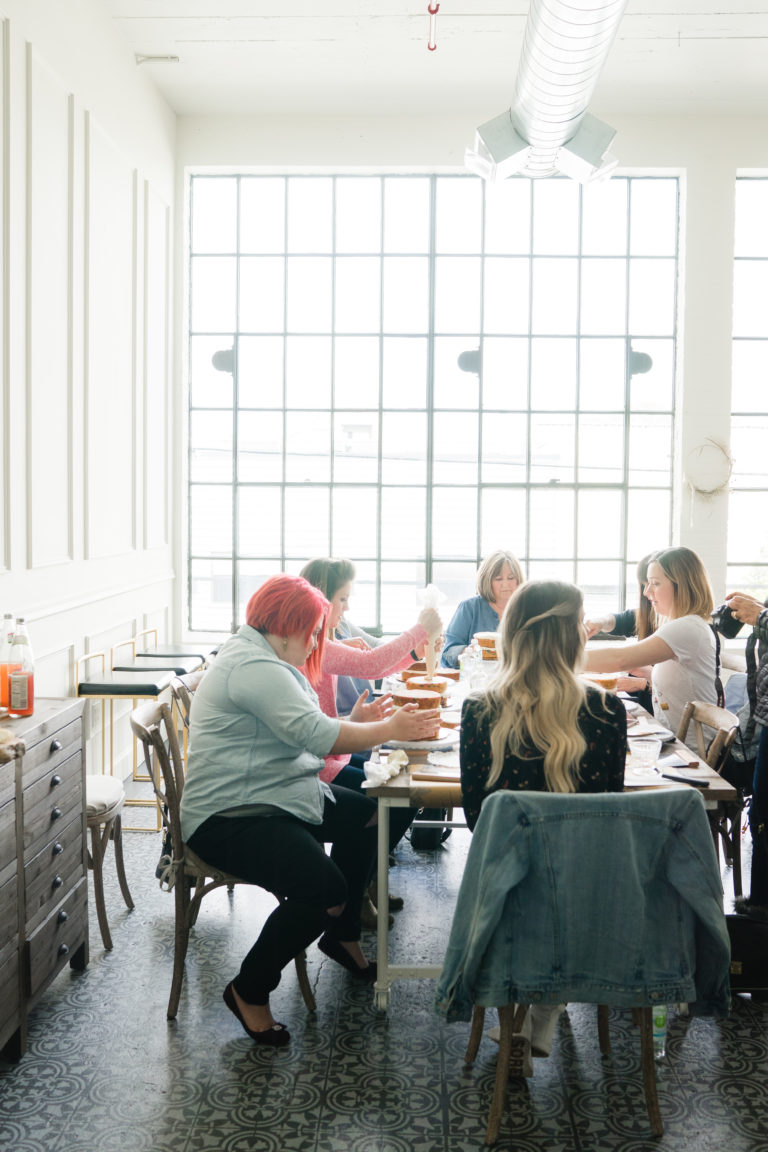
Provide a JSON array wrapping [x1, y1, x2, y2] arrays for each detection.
[[111, 655, 203, 676], [78, 669, 174, 696]]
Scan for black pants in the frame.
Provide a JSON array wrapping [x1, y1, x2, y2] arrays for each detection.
[[188, 785, 377, 1004], [748, 725, 768, 904]]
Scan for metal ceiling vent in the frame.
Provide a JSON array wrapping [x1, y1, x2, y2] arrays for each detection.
[[465, 0, 629, 184]]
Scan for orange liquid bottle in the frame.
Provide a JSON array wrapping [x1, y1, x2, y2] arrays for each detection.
[[0, 613, 14, 710], [7, 617, 34, 718]]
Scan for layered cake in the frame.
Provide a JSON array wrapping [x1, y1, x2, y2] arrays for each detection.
[[474, 631, 501, 660], [410, 675, 451, 705], [391, 687, 442, 739]]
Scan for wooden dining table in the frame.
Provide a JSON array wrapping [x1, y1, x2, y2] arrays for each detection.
[[367, 701, 739, 1011]]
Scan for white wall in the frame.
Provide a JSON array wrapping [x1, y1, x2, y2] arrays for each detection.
[[176, 110, 768, 602], [0, 0, 176, 776]]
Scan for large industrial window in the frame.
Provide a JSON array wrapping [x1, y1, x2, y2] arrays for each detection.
[[730, 178, 768, 596], [187, 174, 678, 633]]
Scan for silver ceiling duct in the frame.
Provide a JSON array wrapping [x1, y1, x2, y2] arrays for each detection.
[[466, 0, 629, 183]]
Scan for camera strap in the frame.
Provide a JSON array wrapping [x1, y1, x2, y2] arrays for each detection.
[[710, 624, 725, 708]]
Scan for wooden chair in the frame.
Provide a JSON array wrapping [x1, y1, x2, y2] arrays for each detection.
[[676, 700, 743, 892], [129, 700, 316, 1019], [85, 775, 135, 950]]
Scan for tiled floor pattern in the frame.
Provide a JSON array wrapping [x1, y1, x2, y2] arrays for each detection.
[[1, 818, 767, 1152]]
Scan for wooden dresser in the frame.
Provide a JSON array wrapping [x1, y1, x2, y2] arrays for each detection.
[[0, 698, 88, 1061]]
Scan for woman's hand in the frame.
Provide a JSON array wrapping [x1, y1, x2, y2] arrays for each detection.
[[387, 703, 441, 743], [349, 690, 393, 724], [339, 636, 370, 650], [617, 675, 648, 695], [417, 607, 443, 638], [584, 615, 615, 640], [725, 592, 765, 628]]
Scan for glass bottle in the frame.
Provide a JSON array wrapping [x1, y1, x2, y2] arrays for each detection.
[[8, 617, 34, 718], [0, 613, 15, 710]]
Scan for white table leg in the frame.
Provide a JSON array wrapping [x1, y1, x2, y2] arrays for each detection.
[[374, 797, 391, 1010]]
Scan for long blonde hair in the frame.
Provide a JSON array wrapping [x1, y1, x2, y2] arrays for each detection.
[[482, 581, 589, 794]]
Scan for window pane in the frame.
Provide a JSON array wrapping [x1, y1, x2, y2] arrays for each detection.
[[381, 488, 425, 558], [434, 256, 481, 333], [578, 414, 624, 483], [332, 487, 378, 558], [482, 337, 528, 410], [435, 177, 483, 254], [335, 256, 381, 333], [383, 257, 429, 333], [239, 336, 284, 408], [284, 486, 330, 556], [336, 177, 381, 253], [480, 488, 527, 558], [579, 338, 625, 411], [630, 180, 678, 256], [485, 178, 531, 255], [190, 256, 236, 332], [434, 337, 481, 409], [287, 177, 332, 253], [531, 258, 578, 334], [433, 412, 478, 483], [732, 340, 768, 412], [530, 338, 577, 410], [432, 560, 480, 620], [190, 558, 234, 631], [579, 559, 623, 619], [239, 487, 282, 555], [628, 259, 676, 335], [581, 259, 627, 336], [333, 412, 379, 483], [484, 258, 530, 334], [532, 180, 580, 255], [191, 177, 237, 254], [383, 178, 430, 254], [285, 412, 330, 482], [239, 257, 285, 332], [380, 561, 427, 632], [733, 263, 768, 338], [731, 416, 768, 487], [238, 412, 282, 482], [628, 415, 672, 486], [190, 485, 231, 554], [286, 256, 332, 332], [237, 560, 282, 620], [190, 335, 233, 408], [578, 490, 623, 558], [286, 336, 331, 408], [482, 414, 527, 482], [382, 337, 427, 408], [190, 411, 232, 483], [334, 336, 380, 408], [581, 178, 627, 256], [735, 179, 768, 258], [240, 177, 285, 254], [433, 487, 477, 557], [529, 489, 575, 557], [530, 414, 575, 483], [626, 488, 671, 558], [728, 491, 768, 564], [726, 564, 768, 601], [628, 338, 674, 413], [381, 412, 427, 483]]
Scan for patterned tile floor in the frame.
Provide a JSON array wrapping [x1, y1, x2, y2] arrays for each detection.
[[1, 819, 767, 1152]]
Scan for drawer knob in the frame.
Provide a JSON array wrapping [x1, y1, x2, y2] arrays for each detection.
[[50, 807, 62, 823], [52, 874, 63, 890], [52, 842, 64, 856], [57, 909, 69, 924], [57, 943, 70, 957], [50, 739, 63, 753], [50, 774, 62, 789]]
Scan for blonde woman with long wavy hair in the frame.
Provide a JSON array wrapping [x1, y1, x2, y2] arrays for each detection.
[[459, 580, 627, 1076]]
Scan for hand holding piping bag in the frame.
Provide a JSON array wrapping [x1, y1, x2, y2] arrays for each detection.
[[416, 583, 446, 677]]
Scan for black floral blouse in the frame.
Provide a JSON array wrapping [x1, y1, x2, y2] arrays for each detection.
[[460, 687, 627, 831]]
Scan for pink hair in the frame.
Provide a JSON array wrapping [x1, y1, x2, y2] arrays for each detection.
[[246, 574, 329, 685]]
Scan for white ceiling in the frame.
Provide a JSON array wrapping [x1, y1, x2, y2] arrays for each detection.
[[102, 1, 768, 120]]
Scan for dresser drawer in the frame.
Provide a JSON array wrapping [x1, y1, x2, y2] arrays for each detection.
[[22, 752, 83, 863], [0, 931, 20, 1040], [0, 866, 18, 937], [0, 758, 14, 809], [20, 718, 82, 788], [26, 877, 88, 998], [24, 816, 84, 934]]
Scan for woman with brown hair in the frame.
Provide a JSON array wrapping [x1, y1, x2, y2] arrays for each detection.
[[441, 550, 524, 669]]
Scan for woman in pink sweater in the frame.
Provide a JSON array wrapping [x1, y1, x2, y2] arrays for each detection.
[[301, 558, 443, 921]]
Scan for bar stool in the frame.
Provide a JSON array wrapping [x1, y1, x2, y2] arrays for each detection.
[[133, 627, 220, 665], [86, 774, 134, 950]]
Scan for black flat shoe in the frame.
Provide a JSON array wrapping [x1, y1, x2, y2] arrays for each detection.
[[318, 934, 377, 983], [223, 982, 290, 1046]]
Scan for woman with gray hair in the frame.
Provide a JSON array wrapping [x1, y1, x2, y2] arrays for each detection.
[[440, 550, 524, 669]]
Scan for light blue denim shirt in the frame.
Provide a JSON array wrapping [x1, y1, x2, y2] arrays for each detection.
[[180, 626, 340, 841], [441, 596, 500, 669], [435, 789, 731, 1022]]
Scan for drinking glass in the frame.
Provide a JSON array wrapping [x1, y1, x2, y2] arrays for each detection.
[[629, 736, 663, 776]]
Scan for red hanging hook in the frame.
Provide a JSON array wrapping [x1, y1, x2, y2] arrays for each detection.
[[427, 2, 439, 51]]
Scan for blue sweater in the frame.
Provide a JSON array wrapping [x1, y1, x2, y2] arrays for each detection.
[[441, 596, 500, 669]]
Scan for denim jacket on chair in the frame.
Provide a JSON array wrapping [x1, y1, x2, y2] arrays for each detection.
[[434, 789, 731, 1022]]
